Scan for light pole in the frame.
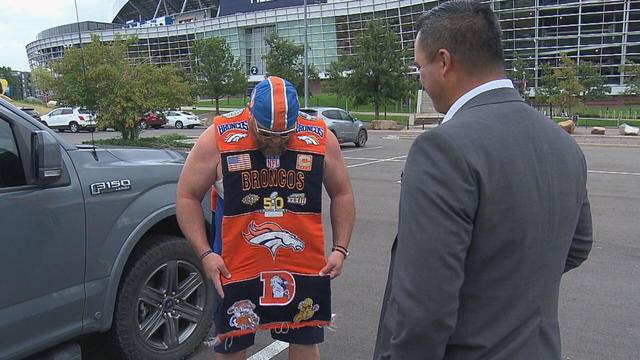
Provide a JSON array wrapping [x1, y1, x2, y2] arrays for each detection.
[[304, 0, 308, 107]]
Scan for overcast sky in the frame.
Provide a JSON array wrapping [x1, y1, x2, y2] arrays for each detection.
[[1, 0, 113, 72]]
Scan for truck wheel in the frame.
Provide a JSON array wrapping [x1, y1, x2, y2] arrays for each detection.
[[69, 122, 79, 133], [111, 235, 213, 360]]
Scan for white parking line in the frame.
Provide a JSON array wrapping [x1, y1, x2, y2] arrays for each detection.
[[344, 156, 406, 162], [347, 155, 408, 168], [588, 170, 640, 176], [342, 146, 383, 153], [247, 340, 289, 360]]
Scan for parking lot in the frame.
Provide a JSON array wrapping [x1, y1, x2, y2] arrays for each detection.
[[61, 128, 640, 360]]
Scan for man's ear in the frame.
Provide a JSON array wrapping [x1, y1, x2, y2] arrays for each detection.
[[438, 49, 454, 78]]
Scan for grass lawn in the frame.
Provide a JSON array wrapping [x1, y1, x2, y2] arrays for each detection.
[[82, 133, 193, 149], [552, 117, 640, 127], [354, 113, 410, 123], [7, 99, 52, 115]]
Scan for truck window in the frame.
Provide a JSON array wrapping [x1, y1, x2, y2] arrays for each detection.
[[0, 119, 26, 188]]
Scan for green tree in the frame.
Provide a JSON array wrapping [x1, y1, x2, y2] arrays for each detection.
[[264, 32, 318, 94], [330, 19, 412, 119], [33, 35, 192, 140], [577, 61, 611, 102], [507, 56, 533, 101], [536, 63, 560, 116], [0, 66, 21, 99], [623, 61, 640, 96], [553, 53, 584, 113], [192, 37, 247, 115]]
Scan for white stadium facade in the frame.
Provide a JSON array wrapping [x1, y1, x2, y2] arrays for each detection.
[[26, 0, 640, 92]]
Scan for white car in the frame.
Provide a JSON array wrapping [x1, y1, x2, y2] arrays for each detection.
[[40, 107, 96, 133], [165, 111, 202, 129]]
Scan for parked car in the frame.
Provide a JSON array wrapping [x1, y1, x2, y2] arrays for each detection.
[[0, 97, 213, 360], [18, 107, 41, 122], [40, 107, 96, 133], [139, 111, 167, 129], [165, 111, 202, 129], [300, 107, 367, 147]]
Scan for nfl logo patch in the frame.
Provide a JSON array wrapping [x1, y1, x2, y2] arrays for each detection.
[[266, 156, 280, 169], [296, 154, 312, 171], [227, 154, 252, 172]]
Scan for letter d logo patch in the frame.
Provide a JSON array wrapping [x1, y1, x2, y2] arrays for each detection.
[[260, 271, 296, 306]]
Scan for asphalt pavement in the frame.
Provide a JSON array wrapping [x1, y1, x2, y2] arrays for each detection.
[[59, 127, 640, 360]]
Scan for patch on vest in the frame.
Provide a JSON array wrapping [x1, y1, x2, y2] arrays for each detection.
[[227, 300, 260, 330], [241, 193, 260, 205], [223, 109, 245, 118], [293, 298, 320, 323], [225, 132, 248, 143], [217, 120, 249, 136], [296, 154, 313, 171], [242, 221, 305, 258], [296, 123, 325, 138], [260, 271, 296, 306], [227, 154, 252, 171], [296, 135, 320, 146]]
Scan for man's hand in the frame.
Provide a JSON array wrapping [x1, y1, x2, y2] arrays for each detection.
[[202, 253, 231, 298], [319, 251, 345, 279]]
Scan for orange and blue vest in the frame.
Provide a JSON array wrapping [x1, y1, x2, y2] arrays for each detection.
[[212, 108, 331, 340]]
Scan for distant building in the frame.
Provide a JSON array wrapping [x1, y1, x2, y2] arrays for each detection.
[[25, 0, 640, 93]]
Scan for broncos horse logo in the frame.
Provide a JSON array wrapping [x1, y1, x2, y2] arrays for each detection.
[[227, 300, 260, 330], [225, 132, 248, 143], [242, 221, 305, 258], [297, 135, 320, 146]]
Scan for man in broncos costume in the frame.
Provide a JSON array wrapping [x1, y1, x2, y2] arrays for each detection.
[[177, 76, 355, 360]]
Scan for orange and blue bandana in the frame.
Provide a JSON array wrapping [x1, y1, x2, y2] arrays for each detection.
[[250, 76, 299, 133]]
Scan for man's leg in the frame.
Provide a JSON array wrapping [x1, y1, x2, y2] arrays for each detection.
[[272, 326, 324, 360], [215, 350, 247, 360], [288, 344, 319, 360]]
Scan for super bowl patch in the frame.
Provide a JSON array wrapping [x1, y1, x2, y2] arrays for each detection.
[[262, 191, 285, 217], [287, 193, 307, 206], [266, 156, 280, 169], [227, 154, 252, 172], [242, 193, 260, 205], [296, 154, 313, 171]]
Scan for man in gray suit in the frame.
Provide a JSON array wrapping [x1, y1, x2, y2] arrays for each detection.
[[374, 1, 593, 359]]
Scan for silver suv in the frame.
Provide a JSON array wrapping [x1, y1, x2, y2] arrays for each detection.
[[40, 107, 96, 133], [300, 107, 367, 147]]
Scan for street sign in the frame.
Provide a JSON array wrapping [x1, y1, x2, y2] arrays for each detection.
[[250, 66, 259, 75]]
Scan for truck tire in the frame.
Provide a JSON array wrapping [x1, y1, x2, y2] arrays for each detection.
[[111, 235, 213, 360]]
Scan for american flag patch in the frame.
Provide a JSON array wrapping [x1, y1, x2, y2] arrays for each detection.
[[227, 154, 252, 172]]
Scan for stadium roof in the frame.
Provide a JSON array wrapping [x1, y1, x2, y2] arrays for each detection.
[[112, 0, 218, 23]]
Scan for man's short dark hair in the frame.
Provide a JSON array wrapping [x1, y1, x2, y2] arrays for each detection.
[[416, 0, 504, 74]]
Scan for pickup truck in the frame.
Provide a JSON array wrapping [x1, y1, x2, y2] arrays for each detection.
[[0, 98, 213, 360]]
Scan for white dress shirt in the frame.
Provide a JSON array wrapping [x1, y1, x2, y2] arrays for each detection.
[[441, 79, 514, 124]]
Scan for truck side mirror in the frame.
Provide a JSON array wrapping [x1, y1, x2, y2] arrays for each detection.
[[31, 131, 62, 185]]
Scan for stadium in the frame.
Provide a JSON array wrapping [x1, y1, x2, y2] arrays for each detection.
[[25, 0, 640, 93]]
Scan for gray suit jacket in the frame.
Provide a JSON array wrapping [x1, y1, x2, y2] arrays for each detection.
[[373, 88, 593, 360]]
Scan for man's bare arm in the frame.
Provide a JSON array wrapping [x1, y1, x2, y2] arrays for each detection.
[[319, 131, 355, 278], [176, 125, 230, 297]]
